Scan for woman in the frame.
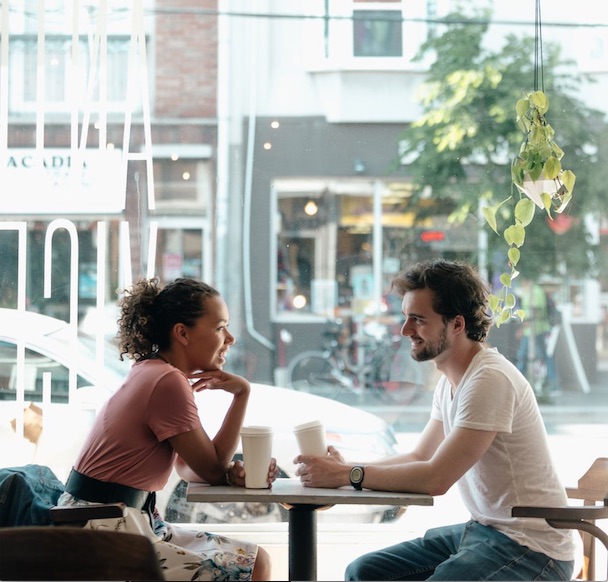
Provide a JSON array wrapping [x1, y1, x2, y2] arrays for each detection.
[[58, 277, 276, 581]]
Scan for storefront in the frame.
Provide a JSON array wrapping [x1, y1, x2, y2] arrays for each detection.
[[238, 117, 479, 384]]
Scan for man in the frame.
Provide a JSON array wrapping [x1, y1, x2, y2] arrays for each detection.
[[516, 279, 559, 396], [294, 259, 575, 581]]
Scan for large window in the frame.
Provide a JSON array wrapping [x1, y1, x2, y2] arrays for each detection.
[[1, 2, 607, 567]]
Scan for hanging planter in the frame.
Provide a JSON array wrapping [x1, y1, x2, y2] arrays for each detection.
[[481, 1, 577, 325], [511, 91, 576, 214], [482, 90, 576, 325]]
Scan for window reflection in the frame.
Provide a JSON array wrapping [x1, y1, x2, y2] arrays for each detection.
[[0, 343, 87, 403], [353, 10, 403, 57], [275, 182, 478, 320], [11, 36, 133, 113]]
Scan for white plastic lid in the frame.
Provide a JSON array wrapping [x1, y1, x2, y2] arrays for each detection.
[[240, 425, 273, 436], [293, 420, 324, 432]]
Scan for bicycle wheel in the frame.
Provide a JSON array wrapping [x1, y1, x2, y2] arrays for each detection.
[[368, 350, 398, 402], [369, 344, 422, 404], [287, 351, 349, 398]]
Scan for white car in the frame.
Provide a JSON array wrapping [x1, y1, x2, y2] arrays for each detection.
[[0, 308, 404, 524]]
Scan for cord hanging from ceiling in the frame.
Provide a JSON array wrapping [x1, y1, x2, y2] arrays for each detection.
[[533, 0, 544, 92]]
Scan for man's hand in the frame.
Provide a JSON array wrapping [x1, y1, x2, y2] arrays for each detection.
[[294, 446, 348, 488]]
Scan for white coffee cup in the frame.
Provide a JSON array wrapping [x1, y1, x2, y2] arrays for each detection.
[[293, 420, 327, 457], [240, 426, 273, 488]]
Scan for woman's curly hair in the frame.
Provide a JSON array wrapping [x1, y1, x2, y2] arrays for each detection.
[[117, 277, 220, 361], [391, 259, 493, 342]]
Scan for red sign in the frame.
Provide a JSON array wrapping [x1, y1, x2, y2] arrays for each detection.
[[420, 230, 446, 243]]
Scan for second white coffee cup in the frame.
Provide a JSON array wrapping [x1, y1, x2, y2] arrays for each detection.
[[240, 425, 273, 488], [294, 420, 327, 456]]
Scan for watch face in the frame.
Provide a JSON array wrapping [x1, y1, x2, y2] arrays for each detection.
[[350, 466, 364, 483]]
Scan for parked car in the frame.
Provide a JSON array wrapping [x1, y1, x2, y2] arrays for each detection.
[[0, 307, 404, 524]]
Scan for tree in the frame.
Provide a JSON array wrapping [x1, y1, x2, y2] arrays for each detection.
[[397, 5, 607, 288]]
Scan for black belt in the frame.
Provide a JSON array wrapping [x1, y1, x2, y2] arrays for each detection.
[[65, 468, 152, 510]]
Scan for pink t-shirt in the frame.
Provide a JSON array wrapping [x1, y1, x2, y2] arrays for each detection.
[[74, 358, 202, 491]]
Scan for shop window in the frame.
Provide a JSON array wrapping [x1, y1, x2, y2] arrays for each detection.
[[9, 36, 133, 114], [153, 157, 211, 211], [353, 10, 403, 57], [276, 188, 378, 319], [278, 236, 316, 313], [154, 226, 207, 287], [274, 180, 478, 322]]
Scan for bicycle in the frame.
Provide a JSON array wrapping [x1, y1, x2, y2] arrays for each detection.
[[286, 320, 406, 402]]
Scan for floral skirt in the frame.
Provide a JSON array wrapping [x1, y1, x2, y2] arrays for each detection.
[[57, 492, 258, 581]]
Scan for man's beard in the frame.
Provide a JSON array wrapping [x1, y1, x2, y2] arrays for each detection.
[[411, 325, 449, 362]]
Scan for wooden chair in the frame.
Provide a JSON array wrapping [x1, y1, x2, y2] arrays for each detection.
[[512, 457, 608, 581], [0, 503, 164, 581], [566, 458, 608, 580], [0, 525, 164, 581]]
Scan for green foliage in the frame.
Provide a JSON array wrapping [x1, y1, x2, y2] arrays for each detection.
[[484, 90, 576, 323], [397, 5, 607, 326], [510, 91, 575, 213]]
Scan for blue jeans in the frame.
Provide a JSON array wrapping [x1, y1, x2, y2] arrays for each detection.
[[345, 521, 574, 581], [0, 464, 65, 526]]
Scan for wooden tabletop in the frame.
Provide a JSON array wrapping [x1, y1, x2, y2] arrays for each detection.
[[187, 477, 433, 507]]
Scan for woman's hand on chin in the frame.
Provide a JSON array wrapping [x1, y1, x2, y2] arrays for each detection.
[[188, 369, 250, 396]]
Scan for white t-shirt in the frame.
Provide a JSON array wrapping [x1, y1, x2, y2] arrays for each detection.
[[431, 347, 576, 561]]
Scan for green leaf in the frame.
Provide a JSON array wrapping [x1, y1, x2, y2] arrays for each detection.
[[544, 157, 561, 180], [515, 97, 529, 119], [508, 247, 520, 265], [488, 294, 500, 312], [499, 272, 512, 287], [527, 163, 543, 181], [504, 224, 525, 247], [562, 170, 576, 193], [482, 206, 498, 233], [514, 198, 535, 227], [515, 309, 526, 322], [529, 90, 549, 114], [513, 223, 525, 246], [498, 308, 511, 324], [542, 192, 553, 215], [530, 125, 548, 145], [551, 142, 564, 160], [511, 163, 525, 186], [505, 292, 517, 308]]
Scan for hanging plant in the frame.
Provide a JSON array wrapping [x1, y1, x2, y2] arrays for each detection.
[[482, 89, 576, 325]]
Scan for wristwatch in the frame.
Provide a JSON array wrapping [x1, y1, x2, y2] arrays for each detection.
[[349, 465, 365, 490]]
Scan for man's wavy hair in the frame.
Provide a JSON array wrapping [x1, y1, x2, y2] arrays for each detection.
[[391, 259, 493, 342]]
